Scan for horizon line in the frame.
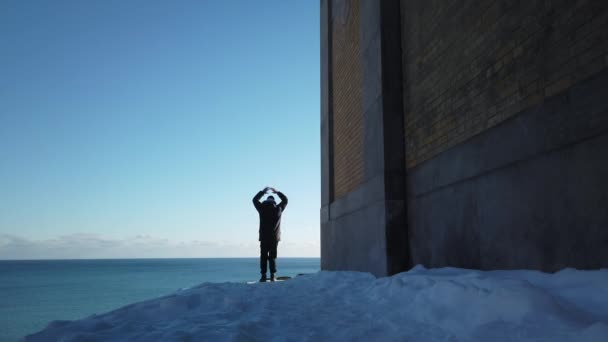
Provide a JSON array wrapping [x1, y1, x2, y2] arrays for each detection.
[[0, 256, 321, 262]]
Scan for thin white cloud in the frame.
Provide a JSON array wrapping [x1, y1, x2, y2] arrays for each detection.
[[0, 234, 320, 259]]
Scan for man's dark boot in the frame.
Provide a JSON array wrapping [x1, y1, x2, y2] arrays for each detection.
[[259, 274, 267, 282], [270, 273, 276, 282]]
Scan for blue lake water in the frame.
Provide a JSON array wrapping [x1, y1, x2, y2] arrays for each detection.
[[0, 258, 320, 341]]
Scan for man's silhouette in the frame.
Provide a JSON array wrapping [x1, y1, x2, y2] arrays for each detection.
[[252, 187, 288, 282]]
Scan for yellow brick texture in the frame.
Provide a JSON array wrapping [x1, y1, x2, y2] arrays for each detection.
[[401, 0, 608, 168], [332, 0, 364, 199]]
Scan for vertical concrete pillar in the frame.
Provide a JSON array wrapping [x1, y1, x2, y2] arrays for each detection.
[[320, 0, 333, 265], [320, 0, 408, 276], [378, 0, 408, 275]]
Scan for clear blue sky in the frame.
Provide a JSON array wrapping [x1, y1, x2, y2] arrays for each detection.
[[0, 0, 320, 258]]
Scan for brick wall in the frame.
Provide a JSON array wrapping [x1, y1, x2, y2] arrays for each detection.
[[332, 0, 364, 199], [401, 0, 608, 168]]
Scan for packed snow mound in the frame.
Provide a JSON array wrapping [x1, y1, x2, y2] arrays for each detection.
[[25, 266, 608, 341]]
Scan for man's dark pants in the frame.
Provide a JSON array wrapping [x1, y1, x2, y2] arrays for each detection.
[[260, 240, 278, 275]]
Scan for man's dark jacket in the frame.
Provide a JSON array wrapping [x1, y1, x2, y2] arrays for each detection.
[[253, 191, 288, 242]]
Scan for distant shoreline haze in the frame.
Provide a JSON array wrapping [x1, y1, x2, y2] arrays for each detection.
[[0, 233, 320, 259], [0, 257, 321, 261]]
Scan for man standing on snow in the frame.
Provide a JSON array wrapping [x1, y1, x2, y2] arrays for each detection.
[[252, 187, 288, 282]]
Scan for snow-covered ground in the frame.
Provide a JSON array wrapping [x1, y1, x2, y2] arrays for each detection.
[[24, 265, 608, 341]]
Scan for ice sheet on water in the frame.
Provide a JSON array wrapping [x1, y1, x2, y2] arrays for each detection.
[[24, 266, 608, 341]]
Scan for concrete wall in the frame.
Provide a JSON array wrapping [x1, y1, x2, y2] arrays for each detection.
[[408, 70, 608, 271], [321, 0, 608, 275], [402, 0, 608, 271], [321, 0, 408, 277]]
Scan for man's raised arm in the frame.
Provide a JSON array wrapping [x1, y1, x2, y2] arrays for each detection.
[[252, 189, 265, 211], [276, 191, 288, 211]]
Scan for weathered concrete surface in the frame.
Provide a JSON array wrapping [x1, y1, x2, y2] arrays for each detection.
[[322, 0, 608, 275], [408, 70, 608, 271], [322, 195, 388, 275], [321, 0, 407, 277]]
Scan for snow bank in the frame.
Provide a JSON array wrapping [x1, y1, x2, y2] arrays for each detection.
[[24, 266, 608, 341]]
